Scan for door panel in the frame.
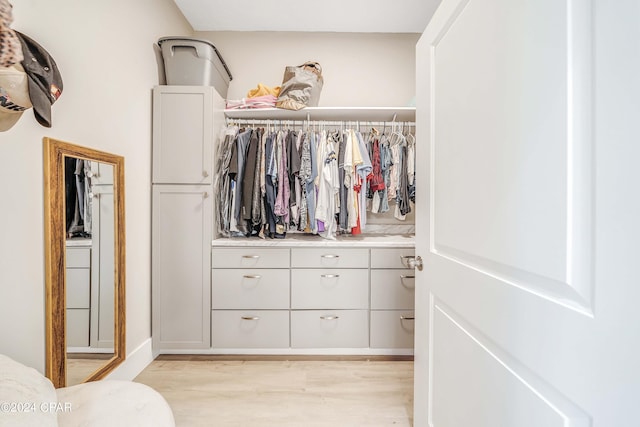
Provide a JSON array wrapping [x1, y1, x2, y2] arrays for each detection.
[[415, 0, 640, 425], [430, 0, 593, 312], [431, 301, 589, 426]]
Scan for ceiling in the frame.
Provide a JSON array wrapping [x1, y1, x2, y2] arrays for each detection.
[[173, 0, 442, 33]]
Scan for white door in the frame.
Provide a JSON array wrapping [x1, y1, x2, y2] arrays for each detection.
[[414, 0, 640, 426]]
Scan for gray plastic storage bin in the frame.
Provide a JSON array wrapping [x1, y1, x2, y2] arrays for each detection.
[[158, 37, 232, 97]]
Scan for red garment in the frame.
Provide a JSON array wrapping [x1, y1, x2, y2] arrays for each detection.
[[370, 138, 385, 191], [351, 176, 362, 235]]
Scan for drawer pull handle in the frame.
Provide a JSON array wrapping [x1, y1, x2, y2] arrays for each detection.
[[400, 255, 415, 268], [321, 274, 340, 278], [242, 255, 260, 259], [243, 275, 262, 279], [321, 254, 340, 259], [400, 275, 416, 288], [241, 316, 260, 321], [400, 316, 415, 321], [320, 315, 339, 320]]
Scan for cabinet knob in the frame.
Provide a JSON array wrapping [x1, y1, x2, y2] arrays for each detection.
[[401, 255, 423, 271]]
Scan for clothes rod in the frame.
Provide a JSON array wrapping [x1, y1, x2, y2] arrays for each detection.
[[225, 119, 415, 126]]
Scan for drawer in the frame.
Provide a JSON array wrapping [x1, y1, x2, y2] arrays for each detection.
[[212, 248, 289, 269], [212, 269, 289, 309], [66, 247, 91, 268], [291, 310, 368, 348], [66, 309, 90, 347], [291, 269, 368, 309], [370, 310, 415, 349], [212, 310, 289, 348], [371, 248, 415, 269], [66, 268, 91, 309], [290, 248, 369, 268], [370, 269, 415, 310]]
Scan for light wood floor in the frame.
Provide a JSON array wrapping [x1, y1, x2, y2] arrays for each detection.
[[134, 356, 414, 427], [66, 354, 113, 386]]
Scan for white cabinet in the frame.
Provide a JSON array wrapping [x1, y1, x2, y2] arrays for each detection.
[[152, 86, 216, 184], [66, 246, 91, 348], [151, 86, 224, 351], [369, 248, 415, 349], [208, 243, 415, 355], [211, 247, 290, 349], [290, 247, 370, 349], [152, 185, 213, 349]]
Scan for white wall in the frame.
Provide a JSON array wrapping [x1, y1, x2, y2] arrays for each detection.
[[196, 31, 419, 107], [0, 0, 192, 372]]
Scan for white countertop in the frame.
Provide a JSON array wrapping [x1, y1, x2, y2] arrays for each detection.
[[212, 233, 415, 247], [66, 238, 92, 247]]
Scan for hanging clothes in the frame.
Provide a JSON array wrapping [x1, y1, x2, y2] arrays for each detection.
[[315, 130, 340, 239], [215, 120, 416, 240], [65, 158, 93, 238]]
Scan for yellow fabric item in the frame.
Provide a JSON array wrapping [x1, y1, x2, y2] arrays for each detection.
[[247, 83, 281, 98]]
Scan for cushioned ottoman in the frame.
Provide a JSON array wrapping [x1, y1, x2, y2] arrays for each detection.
[[0, 354, 175, 427]]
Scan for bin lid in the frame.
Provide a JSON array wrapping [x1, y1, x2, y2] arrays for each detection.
[[158, 36, 232, 81]]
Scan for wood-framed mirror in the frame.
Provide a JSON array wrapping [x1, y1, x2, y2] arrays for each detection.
[[43, 137, 126, 388]]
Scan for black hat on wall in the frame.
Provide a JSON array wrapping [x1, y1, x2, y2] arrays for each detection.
[[15, 31, 62, 128]]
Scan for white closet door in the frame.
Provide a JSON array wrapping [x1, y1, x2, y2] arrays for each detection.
[[414, 0, 640, 425]]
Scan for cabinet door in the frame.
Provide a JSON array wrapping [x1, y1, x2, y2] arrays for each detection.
[[152, 86, 220, 184], [90, 184, 115, 349], [152, 185, 212, 349]]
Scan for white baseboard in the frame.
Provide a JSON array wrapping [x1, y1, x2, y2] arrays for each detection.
[[105, 338, 154, 381]]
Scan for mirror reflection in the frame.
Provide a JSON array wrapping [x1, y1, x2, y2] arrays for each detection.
[[43, 137, 125, 389], [64, 159, 115, 386]]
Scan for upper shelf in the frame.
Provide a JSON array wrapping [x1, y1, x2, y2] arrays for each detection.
[[223, 107, 416, 122]]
